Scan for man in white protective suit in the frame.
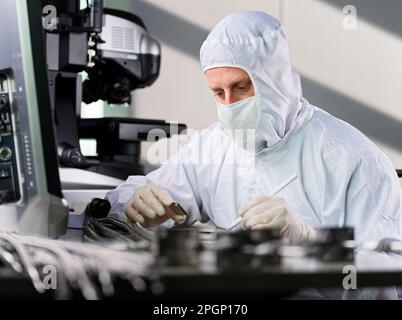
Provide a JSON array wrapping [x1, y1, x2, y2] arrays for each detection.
[[106, 11, 402, 243]]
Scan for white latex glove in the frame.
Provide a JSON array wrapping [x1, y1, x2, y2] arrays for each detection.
[[125, 184, 184, 229], [239, 196, 315, 241]]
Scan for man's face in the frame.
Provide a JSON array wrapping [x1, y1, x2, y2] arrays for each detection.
[[205, 67, 255, 105]]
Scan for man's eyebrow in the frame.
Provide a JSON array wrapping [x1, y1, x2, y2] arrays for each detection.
[[210, 86, 223, 91], [209, 77, 251, 90]]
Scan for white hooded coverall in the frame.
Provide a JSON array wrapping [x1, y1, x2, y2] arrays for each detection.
[[106, 11, 402, 243]]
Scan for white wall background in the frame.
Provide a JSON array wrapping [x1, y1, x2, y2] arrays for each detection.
[[127, 0, 402, 171]]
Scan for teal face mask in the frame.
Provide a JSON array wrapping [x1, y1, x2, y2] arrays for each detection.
[[216, 95, 261, 130]]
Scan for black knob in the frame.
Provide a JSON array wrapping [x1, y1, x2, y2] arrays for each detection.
[[0, 97, 7, 109], [85, 198, 111, 219]]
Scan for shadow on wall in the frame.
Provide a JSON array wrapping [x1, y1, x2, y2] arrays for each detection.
[[301, 76, 402, 152], [129, 0, 402, 153], [130, 0, 208, 59], [322, 0, 402, 38]]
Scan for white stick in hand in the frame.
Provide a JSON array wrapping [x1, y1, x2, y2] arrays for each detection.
[[226, 174, 298, 231]]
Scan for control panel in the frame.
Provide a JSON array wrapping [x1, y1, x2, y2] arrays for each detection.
[[0, 74, 20, 204]]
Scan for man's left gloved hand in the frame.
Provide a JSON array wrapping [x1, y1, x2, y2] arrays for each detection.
[[239, 196, 315, 241]]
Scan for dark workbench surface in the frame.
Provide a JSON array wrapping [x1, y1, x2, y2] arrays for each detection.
[[1, 228, 402, 299]]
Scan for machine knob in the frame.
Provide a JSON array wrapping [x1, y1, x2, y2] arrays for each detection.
[[0, 147, 12, 161], [85, 198, 111, 219], [0, 97, 7, 110]]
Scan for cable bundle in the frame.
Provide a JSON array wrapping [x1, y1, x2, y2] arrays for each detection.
[[0, 229, 155, 300]]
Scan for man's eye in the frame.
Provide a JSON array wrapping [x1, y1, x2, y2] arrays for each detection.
[[235, 85, 248, 91], [215, 91, 224, 97]]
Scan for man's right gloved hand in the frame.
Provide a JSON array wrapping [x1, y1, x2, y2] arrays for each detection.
[[125, 184, 181, 229]]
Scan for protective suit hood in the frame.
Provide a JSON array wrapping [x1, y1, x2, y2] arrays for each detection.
[[200, 11, 304, 150]]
